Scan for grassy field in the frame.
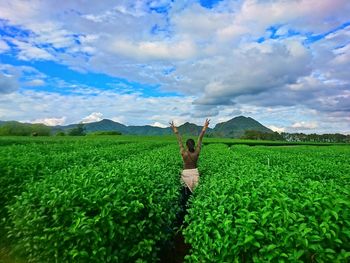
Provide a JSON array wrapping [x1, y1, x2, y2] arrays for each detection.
[[0, 135, 346, 147], [1, 136, 350, 262]]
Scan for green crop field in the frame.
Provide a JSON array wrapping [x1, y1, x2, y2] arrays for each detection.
[[1, 136, 350, 262]]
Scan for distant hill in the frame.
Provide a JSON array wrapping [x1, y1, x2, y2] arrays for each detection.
[[127, 125, 171, 135], [52, 119, 128, 134], [212, 116, 272, 137], [0, 121, 51, 136], [53, 116, 271, 137], [53, 119, 168, 135], [0, 116, 273, 138], [85, 119, 128, 133], [178, 122, 212, 136]]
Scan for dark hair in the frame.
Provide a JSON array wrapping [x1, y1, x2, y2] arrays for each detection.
[[186, 139, 195, 153]]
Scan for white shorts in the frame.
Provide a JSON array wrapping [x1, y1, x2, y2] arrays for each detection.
[[181, 168, 199, 192]]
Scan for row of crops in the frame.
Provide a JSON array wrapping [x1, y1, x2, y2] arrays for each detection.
[[185, 144, 350, 262], [1, 137, 350, 262], [1, 138, 183, 262]]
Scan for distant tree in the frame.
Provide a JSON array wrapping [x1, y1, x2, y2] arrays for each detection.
[[55, 131, 66, 136], [31, 124, 51, 136], [241, 130, 284, 141], [280, 132, 349, 143], [241, 130, 261, 140], [68, 123, 86, 136], [204, 133, 214, 138], [89, 131, 122, 136]]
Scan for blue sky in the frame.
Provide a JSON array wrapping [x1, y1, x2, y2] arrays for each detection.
[[0, 0, 350, 133]]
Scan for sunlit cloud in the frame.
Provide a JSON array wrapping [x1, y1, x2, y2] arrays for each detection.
[[81, 112, 104, 124], [32, 117, 66, 126], [0, 0, 349, 133]]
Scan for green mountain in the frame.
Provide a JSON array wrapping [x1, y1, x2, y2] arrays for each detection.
[[53, 119, 128, 134], [85, 119, 128, 133], [0, 116, 273, 138], [178, 122, 210, 136], [0, 121, 51, 136], [127, 125, 171, 135], [212, 116, 272, 137]]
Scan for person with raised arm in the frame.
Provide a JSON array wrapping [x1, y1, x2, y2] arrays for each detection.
[[169, 119, 210, 193]]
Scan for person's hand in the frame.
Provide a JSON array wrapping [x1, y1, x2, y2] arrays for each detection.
[[169, 121, 178, 133], [203, 118, 210, 131]]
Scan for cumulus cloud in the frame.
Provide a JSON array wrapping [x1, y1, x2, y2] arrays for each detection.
[[191, 39, 312, 106], [0, 63, 47, 93], [81, 112, 104, 123], [151, 121, 167, 128], [0, 72, 19, 94], [0, 0, 350, 133], [110, 39, 197, 61], [268, 125, 286, 133], [25, 79, 45, 86], [32, 117, 66, 126], [11, 39, 55, 61], [291, 121, 318, 130], [0, 87, 196, 126]]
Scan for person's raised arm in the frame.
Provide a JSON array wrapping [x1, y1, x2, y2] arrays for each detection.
[[169, 121, 185, 154], [196, 119, 210, 152]]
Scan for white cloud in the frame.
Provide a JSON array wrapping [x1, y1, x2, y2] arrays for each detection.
[[0, 72, 19, 94], [0, 0, 350, 133], [25, 79, 45, 86], [11, 39, 55, 61], [32, 117, 66, 126], [109, 39, 197, 61], [81, 112, 104, 123], [0, 63, 47, 93], [0, 40, 10, 53], [291, 121, 318, 130], [151, 121, 167, 128], [111, 116, 127, 124], [233, 0, 349, 35], [268, 125, 286, 133], [0, 88, 349, 134]]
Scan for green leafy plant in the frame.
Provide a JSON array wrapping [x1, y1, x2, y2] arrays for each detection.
[[184, 144, 350, 262], [6, 143, 183, 262]]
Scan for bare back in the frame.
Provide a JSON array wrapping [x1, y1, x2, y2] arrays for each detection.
[[181, 149, 200, 169], [171, 119, 209, 170]]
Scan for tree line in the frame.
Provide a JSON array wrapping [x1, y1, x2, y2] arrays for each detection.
[[242, 130, 350, 143]]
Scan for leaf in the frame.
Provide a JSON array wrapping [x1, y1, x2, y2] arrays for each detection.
[[330, 211, 338, 221], [244, 235, 254, 244], [325, 248, 336, 254], [254, 230, 264, 238], [248, 219, 257, 224], [267, 244, 277, 251], [253, 241, 260, 248]]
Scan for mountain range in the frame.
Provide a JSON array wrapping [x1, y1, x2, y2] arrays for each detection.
[[0, 116, 273, 138], [57, 116, 272, 137]]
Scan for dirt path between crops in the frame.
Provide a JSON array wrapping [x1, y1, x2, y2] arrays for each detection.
[[159, 187, 192, 262], [159, 230, 191, 263]]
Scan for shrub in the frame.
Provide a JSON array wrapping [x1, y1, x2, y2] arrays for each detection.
[[184, 145, 350, 262], [7, 145, 182, 262], [55, 131, 66, 136], [68, 124, 86, 136]]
